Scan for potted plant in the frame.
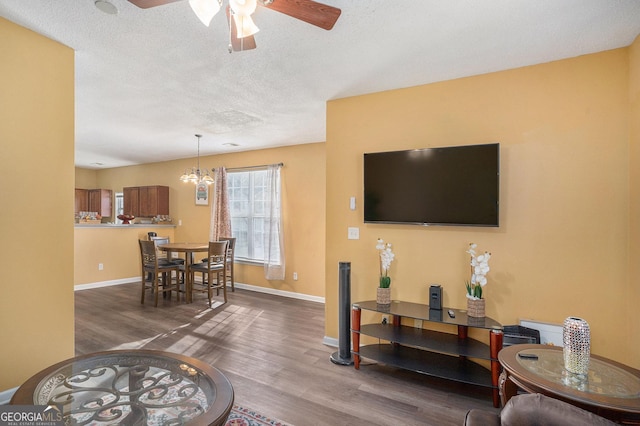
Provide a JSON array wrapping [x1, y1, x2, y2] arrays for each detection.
[[465, 243, 491, 317], [376, 238, 395, 305]]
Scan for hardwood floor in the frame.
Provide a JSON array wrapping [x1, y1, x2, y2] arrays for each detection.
[[75, 283, 500, 425]]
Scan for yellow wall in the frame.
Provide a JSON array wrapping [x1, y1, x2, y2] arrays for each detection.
[[75, 168, 97, 189], [75, 226, 175, 285], [0, 18, 75, 389], [83, 142, 326, 297], [326, 47, 638, 368], [629, 35, 640, 368]]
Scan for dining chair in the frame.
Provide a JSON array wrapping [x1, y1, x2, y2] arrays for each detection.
[[219, 237, 236, 292], [189, 241, 228, 307], [150, 236, 186, 295], [150, 236, 185, 266], [202, 237, 236, 292], [139, 239, 180, 307]]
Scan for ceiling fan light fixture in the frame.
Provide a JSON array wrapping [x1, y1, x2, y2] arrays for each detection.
[[229, 0, 259, 38], [229, 0, 257, 15], [189, 0, 221, 26], [233, 14, 260, 38]]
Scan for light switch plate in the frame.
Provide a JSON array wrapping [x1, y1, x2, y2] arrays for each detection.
[[348, 227, 360, 240]]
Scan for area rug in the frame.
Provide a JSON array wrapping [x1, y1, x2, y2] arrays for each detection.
[[226, 404, 293, 426]]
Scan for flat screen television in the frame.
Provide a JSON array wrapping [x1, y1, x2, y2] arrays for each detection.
[[364, 143, 499, 226]]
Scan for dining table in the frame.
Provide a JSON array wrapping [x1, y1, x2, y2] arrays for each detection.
[[158, 242, 208, 303]]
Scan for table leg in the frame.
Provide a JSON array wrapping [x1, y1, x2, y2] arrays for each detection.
[[352, 306, 361, 369], [499, 370, 518, 407], [490, 329, 504, 408], [185, 251, 193, 303]]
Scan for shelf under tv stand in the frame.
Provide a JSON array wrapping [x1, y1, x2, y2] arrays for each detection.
[[351, 300, 504, 408]]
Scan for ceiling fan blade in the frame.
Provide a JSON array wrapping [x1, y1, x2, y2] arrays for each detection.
[[263, 0, 341, 30], [127, 0, 182, 8], [226, 6, 257, 52]]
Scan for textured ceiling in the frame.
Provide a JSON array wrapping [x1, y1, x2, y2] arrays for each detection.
[[2, 0, 640, 169]]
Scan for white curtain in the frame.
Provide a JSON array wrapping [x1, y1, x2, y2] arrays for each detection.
[[264, 164, 285, 280], [209, 167, 231, 241]]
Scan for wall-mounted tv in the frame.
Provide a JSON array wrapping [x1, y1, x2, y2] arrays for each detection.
[[364, 143, 499, 227]]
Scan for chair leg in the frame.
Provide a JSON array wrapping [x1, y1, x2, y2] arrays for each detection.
[[229, 263, 235, 292], [141, 272, 146, 304], [175, 270, 180, 302], [207, 270, 213, 308], [221, 270, 228, 303], [154, 274, 159, 307]]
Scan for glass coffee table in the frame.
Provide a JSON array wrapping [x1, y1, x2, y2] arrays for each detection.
[[10, 350, 234, 426], [499, 344, 640, 424]]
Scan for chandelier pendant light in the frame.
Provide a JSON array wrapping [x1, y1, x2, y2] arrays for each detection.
[[180, 134, 214, 185]]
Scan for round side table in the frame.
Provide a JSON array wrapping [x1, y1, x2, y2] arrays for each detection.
[[498, 344, 640, 424], [11, 350, 234, 426]]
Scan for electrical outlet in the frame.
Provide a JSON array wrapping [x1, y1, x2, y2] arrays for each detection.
[[98, 263, 104, 271], [414, 319, 423, 329], [381, 314, 390, 325], [347, 227, 360, 240], [293, 272, 298, 280]]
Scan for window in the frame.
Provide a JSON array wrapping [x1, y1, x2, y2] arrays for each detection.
[[228, 169, 281, 263]]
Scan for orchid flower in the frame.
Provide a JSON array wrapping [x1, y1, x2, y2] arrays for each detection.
[[466, 243, 491, 299], [377, 238, 395, 288]]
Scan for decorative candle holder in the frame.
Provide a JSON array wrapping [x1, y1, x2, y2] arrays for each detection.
[[562, 317, 590, 376]]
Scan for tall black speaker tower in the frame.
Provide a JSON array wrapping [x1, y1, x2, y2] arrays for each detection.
[[330, 262, 354, 365]]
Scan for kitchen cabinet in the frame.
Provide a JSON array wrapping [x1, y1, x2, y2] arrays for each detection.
[[124, 186, 169, 217], [89, 189, 112, 217], [123, 187, 139, 216], [75, 189, 88, 213]]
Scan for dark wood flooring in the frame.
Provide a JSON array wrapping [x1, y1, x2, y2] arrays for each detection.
[[75, 283, 500, 425]]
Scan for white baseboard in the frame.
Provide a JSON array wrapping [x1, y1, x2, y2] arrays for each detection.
[[233, 282, 324, 304], [74, 277, 138, 291], [74, 278, 325, 304], [323, 336, 338, 347], [0, 387, 17, 405]]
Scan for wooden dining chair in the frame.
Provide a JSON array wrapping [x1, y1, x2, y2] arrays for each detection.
[[139, 239, 180, 307], [219, 237, 236, 292], [189, 241, 228, 307], [150, 236, 185, 266]]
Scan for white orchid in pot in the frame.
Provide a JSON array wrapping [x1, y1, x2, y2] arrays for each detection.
[[465, 243, 491, 300], [375, 238, 395, 305], [376, 238, 395, 288]]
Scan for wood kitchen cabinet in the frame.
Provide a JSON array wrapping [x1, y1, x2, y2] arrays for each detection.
[[140, 186, 169, 217], [88, 189, 112, 217], [75, 189, 88, 213], [123, 187, 139, 216], [123, 185, 169, 217]]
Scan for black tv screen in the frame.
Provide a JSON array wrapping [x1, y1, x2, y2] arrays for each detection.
[[364, 143, 499, 226]]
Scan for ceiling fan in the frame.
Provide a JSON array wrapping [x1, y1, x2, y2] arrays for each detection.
[[127, 0, 341, 52]]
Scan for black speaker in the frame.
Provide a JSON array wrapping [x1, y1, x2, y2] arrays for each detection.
[[430, 285, 442, 310]]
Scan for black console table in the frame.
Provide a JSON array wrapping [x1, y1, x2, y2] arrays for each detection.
[[351, 300, 503, 407]]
